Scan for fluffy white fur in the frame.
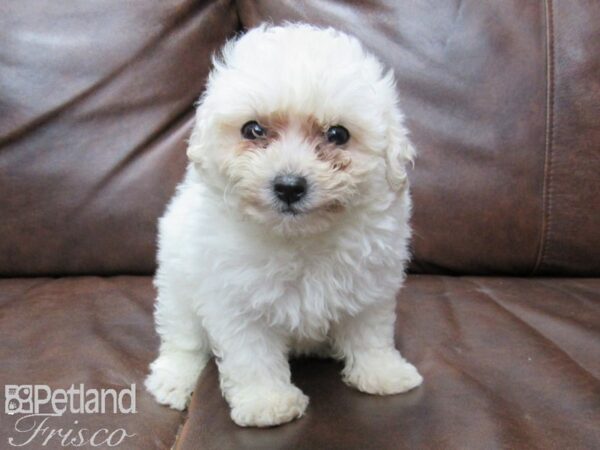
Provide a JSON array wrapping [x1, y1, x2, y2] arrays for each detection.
[[145, 23, 422, 427]]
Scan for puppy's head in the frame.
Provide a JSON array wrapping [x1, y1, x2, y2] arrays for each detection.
[[188, 24, 414, 236]]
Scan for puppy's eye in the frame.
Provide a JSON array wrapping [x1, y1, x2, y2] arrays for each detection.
[[241, 121, 266, 140], [326, 125, 350, 145]]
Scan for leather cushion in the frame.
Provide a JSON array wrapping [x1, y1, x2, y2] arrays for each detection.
[[176, 275, 600, 449], [0, 0, 239, 276], [0, 276, 182, 449], [236, 0, 600, 276], [1, 0, 598, 276]]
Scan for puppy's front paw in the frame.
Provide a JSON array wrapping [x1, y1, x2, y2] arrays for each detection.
[[343, 349, 423, 395], [230, 385, 309, 427], [145, 350, 206, 410]]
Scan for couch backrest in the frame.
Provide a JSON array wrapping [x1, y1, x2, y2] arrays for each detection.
[[1, 0, 598, 277], [0, 0, 239, 276]]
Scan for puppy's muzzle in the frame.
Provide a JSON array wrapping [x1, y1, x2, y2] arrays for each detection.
[[273, 174, 307, 206]]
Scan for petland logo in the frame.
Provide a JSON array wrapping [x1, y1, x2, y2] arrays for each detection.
[[4, 384, 137, 447]]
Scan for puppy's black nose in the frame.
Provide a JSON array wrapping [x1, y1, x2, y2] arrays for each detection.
[[273, 175, 307, 205]]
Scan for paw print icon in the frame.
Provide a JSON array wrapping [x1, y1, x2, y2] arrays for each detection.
[[6, 399, 19, 415]]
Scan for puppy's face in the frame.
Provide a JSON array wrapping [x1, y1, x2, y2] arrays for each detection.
[[188, 25, 414, 236]]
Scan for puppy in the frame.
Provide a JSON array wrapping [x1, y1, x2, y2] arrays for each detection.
[[145, 23, 422, 427]]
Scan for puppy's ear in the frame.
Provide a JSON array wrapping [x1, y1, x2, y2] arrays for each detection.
[[186, 100, 209, 168], [385, 106, 416, 191]]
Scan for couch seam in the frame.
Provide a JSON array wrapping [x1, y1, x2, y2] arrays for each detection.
[[233, 0, 244, 31], [170, 414, 188, 450], [533, 0, 555, 275]]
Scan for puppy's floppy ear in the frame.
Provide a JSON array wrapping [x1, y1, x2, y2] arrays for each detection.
[[187, 42, 233, 168], [385, 105, 416, 191], [186, 98, 209, 169]]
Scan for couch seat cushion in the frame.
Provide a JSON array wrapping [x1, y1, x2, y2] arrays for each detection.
[[0, 276, 182, 450], [176, 275, 600, 449]]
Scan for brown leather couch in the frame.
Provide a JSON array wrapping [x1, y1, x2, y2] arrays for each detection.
[[1, 1, 599, 449]]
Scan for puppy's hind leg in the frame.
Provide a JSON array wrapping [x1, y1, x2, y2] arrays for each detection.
[[331, 299, 423, 395], [145, 290, 210, 410]]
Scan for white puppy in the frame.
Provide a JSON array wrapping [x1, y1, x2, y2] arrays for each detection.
[[145, 23, 422, 427]]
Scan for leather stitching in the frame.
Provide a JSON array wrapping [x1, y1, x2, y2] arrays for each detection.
[[533, 0, 555, 275]]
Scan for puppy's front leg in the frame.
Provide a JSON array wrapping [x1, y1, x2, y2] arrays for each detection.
[[210, 320, 308, 427], [145, 290, 210, 410], [332, 300, 423, 395]]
